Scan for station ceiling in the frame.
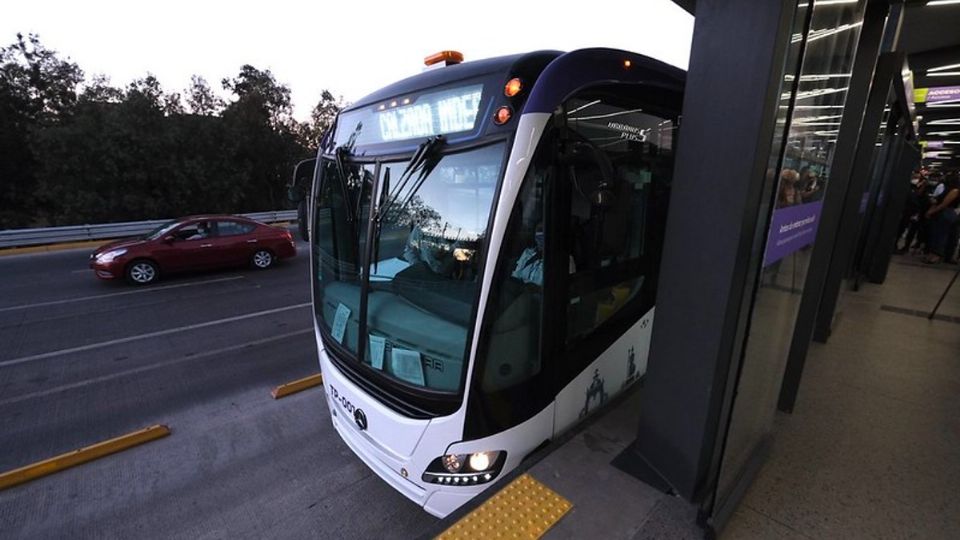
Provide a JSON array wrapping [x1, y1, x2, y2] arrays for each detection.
[[674, 0, 960, 169], [901, 1, 960, 168]]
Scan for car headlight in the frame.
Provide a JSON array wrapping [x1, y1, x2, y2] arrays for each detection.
[[423, 451, 506, 486], [95, 248, 127, 263]]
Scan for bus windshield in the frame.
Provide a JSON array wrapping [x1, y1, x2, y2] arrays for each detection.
[[313, 142, 505, 397]]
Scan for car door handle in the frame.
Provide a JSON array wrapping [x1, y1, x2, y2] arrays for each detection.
[[247, 239, 258, 243], [200, 243, 213, 248]]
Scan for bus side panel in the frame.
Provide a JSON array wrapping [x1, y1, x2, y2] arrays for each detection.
[[553, 307, 655, 435]]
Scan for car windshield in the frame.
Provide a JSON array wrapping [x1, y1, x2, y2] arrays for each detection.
[[142, 220, 180, 240], [313, 142, 505, 395]]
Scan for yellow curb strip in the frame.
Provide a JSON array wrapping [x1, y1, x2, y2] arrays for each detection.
[[0, 424, 171, 491], [0, 239, 112, 257], [437, 473, 573, 539], [271, 373, 323, 399]]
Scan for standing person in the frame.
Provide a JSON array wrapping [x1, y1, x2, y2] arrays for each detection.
[[943, 174, 960, 264], [777, 169, 801, 208], [897, 179, 929, 253], [924, 174, 960, 264], [799, 168, 821, 202]]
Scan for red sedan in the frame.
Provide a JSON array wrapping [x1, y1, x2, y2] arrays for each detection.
[[89, 215, 297, 285]]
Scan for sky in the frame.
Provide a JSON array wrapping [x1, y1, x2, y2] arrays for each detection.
[[1, 0, 694, 121]]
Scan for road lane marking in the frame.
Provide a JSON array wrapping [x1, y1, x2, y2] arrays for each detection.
[[0, 329, 314, 407], [271, 373, 323, 399], [0, 425, 170, 491], [0, 303, 311, 368], [0, 275, 246, 313]]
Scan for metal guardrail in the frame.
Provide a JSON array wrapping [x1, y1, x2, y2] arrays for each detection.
[[0, 211, 298, 249]]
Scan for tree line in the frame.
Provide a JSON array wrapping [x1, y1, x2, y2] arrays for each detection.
[[0, 33, 344, 229]]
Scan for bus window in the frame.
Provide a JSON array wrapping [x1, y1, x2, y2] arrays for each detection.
[[480, 166, 545, 392], [314, 160, 375, 356], [561, 93, 674, 359], [467, 136, 553, 438]]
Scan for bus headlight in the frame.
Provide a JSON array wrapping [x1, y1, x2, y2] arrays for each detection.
[[423, 451, 506, 486], [468, 451, 492, 471], [442, 454, 465, 473]]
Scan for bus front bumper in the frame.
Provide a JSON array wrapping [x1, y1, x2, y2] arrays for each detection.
[[318, 347, 487, 517]]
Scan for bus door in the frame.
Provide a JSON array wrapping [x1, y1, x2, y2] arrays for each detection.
[[549, 85, 677, 433]]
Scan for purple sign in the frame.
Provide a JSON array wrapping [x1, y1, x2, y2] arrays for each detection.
[[919, 86, 960, 104], [763, 201, 823, 267], [926, 141, 945, 149]]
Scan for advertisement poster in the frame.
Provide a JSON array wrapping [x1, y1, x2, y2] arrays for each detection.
[[763, 201, 823, 267]]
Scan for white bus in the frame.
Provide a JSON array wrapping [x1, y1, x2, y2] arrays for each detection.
[[309, 48, 683, 517]]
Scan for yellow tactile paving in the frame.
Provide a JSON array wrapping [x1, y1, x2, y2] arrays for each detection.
[[437, 473, 572, 540]]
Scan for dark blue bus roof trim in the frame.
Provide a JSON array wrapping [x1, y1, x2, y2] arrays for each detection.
[[523, 48, 686, 114], [345, 50, 563, 112]]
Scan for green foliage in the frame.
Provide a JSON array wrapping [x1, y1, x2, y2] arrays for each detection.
[[0, 33, 83, 227], [301, 90, 346, 151], [0, 34, 345, 229]]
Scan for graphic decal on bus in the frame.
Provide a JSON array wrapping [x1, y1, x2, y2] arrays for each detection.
[[579, 369, 609, 419], [623, 346, 640, 390]]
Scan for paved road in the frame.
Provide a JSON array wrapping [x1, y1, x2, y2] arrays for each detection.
[[0, 240, 436, 538]]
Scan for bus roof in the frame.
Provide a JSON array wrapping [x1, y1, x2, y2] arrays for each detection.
[[345, 50, 563, 113]]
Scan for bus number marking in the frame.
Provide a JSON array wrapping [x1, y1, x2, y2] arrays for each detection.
[[329, 384, 356, 415]]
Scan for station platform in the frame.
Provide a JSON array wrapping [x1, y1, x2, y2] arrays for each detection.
[[430, 257, 960, 539]]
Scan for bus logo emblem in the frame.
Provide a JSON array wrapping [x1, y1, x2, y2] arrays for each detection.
[[354, 409, 368, 431]]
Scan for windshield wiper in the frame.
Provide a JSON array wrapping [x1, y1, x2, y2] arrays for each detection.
[[370, 167, 390, 276], [375, 135, 445, 225], [369, 136, 445, 276], [333, 146, 355, 224]]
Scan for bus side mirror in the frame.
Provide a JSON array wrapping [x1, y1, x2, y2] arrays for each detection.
[[289, 158, 317, 203]]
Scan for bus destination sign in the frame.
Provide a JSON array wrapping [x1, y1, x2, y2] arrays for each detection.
[[377, 85, 483, 142]]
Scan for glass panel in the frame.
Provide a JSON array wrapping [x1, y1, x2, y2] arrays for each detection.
[[478, 160, 546, 393], [216, 221, 254, 236], [362, 143, 504, 392], [468, 132, 554, 438], [143, 220, 178, 240], [715, 0, 867, 508], [563, 98, 676, 346], [174, 221, 213, 241], [313, 160, 375, 356]]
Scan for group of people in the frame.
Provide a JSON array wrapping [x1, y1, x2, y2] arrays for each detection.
[[897, 170, 960, 265], [777, 167, 822, 208]]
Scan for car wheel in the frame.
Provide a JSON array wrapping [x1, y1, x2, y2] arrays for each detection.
[[252, 249, 275, 269], [126, 260, 159, 285]]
